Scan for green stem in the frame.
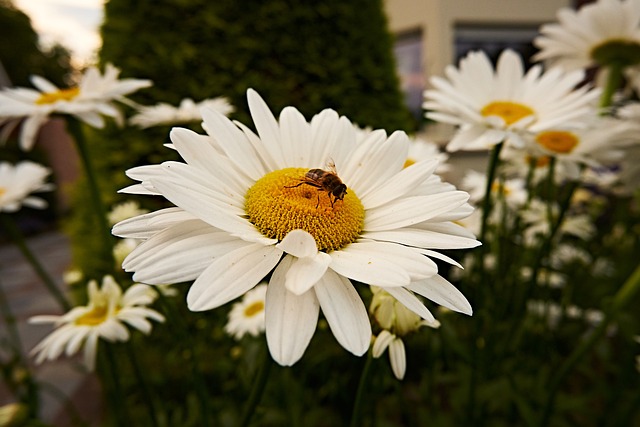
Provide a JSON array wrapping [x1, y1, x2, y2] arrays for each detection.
[[540, 263, 640, 426], [0, 275, 25, 359], [125, 342, 160, 427], [103, 344, 130, 427], [349, 350, 374, 427], [157, 293, 212, 425], [0, 214, 70, 311], [240, 345, 273, 427], [479, 142, 504, 244], [599, 62, 624, 111], [65, 118, 115, 272]]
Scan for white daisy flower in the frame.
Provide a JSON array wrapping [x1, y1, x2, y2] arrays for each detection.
[[405, 136, 450, 175], [460, 170, 528, 208], [423, 49, 600, 152], [0, 63, 151, 150], [113, 89, 479, 366], [29, 275, 164, 371], [129, 97, 234, 128], [224, 283, 267, 340], [107, 200, 149, 226], [522, 116, 637, 179], [0, 161, 53, 212], [533, 0, 640, 71]]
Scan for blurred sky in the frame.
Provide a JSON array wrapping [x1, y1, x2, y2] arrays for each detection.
[[14, 0, 104, 65]]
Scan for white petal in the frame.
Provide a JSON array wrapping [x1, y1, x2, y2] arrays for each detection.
[[187, 244, 282, 311], [383, 286, 436, 324], [389, 338, 407, 380], [329, 244, 411, 287], [279, 106, 312, 167], [276, 229, 318, 258], [364, 192, 470, 231], [83, 332, 99, 371], [285, 253, 331, 295], [247, 89, 286, 168], [314, 270, 371, 356], [407, 274, 473, 315], [372, 330, 394, 358], [265, 256, 319, 366], [359, 159, 439, 210]]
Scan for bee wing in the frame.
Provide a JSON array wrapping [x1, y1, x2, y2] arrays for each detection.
[[325, 158, 338, 174]]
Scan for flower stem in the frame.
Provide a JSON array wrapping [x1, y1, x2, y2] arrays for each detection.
[[64, 118, 115, 273], [0, 214, 70, 311], [540, 263, 640, 426], [240, 345, 273, 427], [157, 293, 212, 425], [124, 342, 160, 427], [349, 350, 374, 427], [102, 344, 130, 427], [479, 142, 504, 244], [599, 62, 624, 111]]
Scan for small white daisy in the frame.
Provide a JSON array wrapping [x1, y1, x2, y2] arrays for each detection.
[[29, 275, 164, 371], [0, 161, 53, 212], [113, 89, 478, 366], [460, 170, 528, 208], [423, 49, 600, 152], [534, 0, 640, 71], [107, 200, 149, 226], [405, 136, 450, 175], [129, 97, 234, 128], [224, 283, 267, 340], [0, 63, 151, 150]]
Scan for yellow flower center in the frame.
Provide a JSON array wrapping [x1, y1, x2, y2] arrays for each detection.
[[536, 131, 579, 154], [590, 39, 640, 67], [244, 301, 265, 318], [0, 187, 6, 197], [491, 181, 510, 196], [245, 168, 365, 252], [35, 87, 80, 105], [75, 304, 111, 326], [481, 101, 535, 126]]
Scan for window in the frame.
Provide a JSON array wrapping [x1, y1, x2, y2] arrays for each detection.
[[455, 25, 540, 68], [393, 30, 425, 121]]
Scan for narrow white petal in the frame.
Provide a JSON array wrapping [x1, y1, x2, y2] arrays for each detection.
[[187, 244, 282, 311], [265, 256, 319, 366], [329, 245, 411, 288], [276, 229, 318, 258], [383, 286, 436, 324], [247, 89, 286, 168], [314, 270, 371, 356], [364, 192, 470, 231], [285, 252, 331, 295], [389, 338, 407, 380], [83, 332, 99, 371], [407, 274, 473, 315], [279, 106, 312, 167], [372, 330, 394, 358]]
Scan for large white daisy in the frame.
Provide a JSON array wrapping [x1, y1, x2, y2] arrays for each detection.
[[0, 161, 53, 212], [0, 63, 151, 150], [423, 49, 600, 152], [533, 0, 640, 71], [30, 275, 164, 371], [113, 89, 479, 366]]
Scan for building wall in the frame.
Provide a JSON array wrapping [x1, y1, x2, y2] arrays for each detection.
[[384, 0, 571, 79]]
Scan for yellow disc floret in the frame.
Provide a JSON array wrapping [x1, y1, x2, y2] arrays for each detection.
[[75, 304, 111, 326], [36, 87, 80, 105], [244, 301, 265, 317], [245, 168, 365, 252], [536, 130, 579, 154], [481, 101, 535, 126]]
